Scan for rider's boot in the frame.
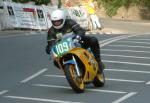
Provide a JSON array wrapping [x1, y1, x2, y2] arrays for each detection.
[[95, 55, 105, 73]]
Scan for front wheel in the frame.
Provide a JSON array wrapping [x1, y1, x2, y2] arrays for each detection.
[[64, 64, 84, 93], [93, 70, 105, 87]]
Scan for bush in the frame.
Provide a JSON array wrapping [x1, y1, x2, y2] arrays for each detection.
[[12, 0, 51, 5], [12, 0, 31, 3], [96, 0, 150, 17]]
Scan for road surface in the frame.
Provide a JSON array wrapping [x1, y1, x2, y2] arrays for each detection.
[[0, 31, 150, 103]]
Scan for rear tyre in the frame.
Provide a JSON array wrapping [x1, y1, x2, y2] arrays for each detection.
[[64, 64, 84, 93], [93, 70, 105, 87]]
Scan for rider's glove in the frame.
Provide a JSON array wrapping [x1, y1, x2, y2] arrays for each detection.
[[73, 35, 82, 41], [46, 45, 51, 54]]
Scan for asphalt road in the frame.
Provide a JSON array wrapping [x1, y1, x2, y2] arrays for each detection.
[[0, 31, 150, 103]]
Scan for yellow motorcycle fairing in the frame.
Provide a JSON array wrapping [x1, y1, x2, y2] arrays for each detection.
[[70, 47, 99, 83]]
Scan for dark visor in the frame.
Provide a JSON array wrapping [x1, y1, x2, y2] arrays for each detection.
[[52, 19, 63, 26]]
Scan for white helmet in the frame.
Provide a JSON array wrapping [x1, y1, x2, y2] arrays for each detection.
[[51, 9, 66, 29]]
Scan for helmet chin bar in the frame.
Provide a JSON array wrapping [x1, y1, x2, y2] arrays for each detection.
[[53, 20, 65, 29]]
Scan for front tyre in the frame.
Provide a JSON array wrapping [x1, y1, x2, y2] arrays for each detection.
[[93, 70, 105, 87], [64, 64, 84, 93]]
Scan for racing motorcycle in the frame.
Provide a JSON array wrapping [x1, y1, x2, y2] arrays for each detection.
[[50, 33, 105, 93]]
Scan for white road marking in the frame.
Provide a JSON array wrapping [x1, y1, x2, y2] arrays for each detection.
[[112, 92, 137, 103], [102, 54, 150, 60], [44, 75, 65, 78], [100, 34, 143, 47], [106, 69, 150, 74], [146, 81, 150, 85], [4, 96, 84, 103], [99, 35, 128, 45], [44, 75, 144, 83], [135, 33, 150, 36], [104, 60, 150, 67], [21, 68, 48, 83], [107, 45, 150, 49], [99, 35, 129, 44], [101, 49, 150, 54], [0, 90, 8, 96], [32, 84, 127, 94], [99, 34, 146, 47], [100, 37, 115, 43], [106, 78, 144, 83], [126, 38, 150, 41], [116, 41, 150, 45]]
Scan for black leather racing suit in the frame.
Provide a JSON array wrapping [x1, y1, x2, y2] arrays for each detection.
[[46, 19, 103, 70]]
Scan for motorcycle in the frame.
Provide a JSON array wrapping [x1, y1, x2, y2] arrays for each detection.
[[50, 33, 105, 93]]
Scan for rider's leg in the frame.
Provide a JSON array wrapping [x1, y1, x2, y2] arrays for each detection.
[[88, 36, 105, 72], [81, 36, 105, 72]]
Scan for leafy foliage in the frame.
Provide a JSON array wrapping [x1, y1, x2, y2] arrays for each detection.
[[12, 0, 51, 5], [12, 0, 30, 3], [144, 0, 150, 10], [33, 0, 51, 5], [96, 0, 150, 17]]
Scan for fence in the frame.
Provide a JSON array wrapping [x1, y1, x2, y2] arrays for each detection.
[[0, 1, 88, 31]]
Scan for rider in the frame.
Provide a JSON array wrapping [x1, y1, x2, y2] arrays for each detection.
[[46, 9, 105, 71]]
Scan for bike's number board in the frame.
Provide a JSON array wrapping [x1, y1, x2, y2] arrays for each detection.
[[52, 38, 72, 57]]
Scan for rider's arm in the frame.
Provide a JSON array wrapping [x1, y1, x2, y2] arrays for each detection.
[[67, 19, 86, 36], [46, 28, 56, 54], [47, 27, 56, 46]]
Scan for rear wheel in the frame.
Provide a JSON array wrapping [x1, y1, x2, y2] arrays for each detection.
[[93, 70, 105, 87], [64, 64, 84, 93]]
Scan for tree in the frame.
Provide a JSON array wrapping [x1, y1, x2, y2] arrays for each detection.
[[33, 0, 50, 5], [96, 0, 150, 17], [58, 0, 62, 8], [12, 0, 51, 5]]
